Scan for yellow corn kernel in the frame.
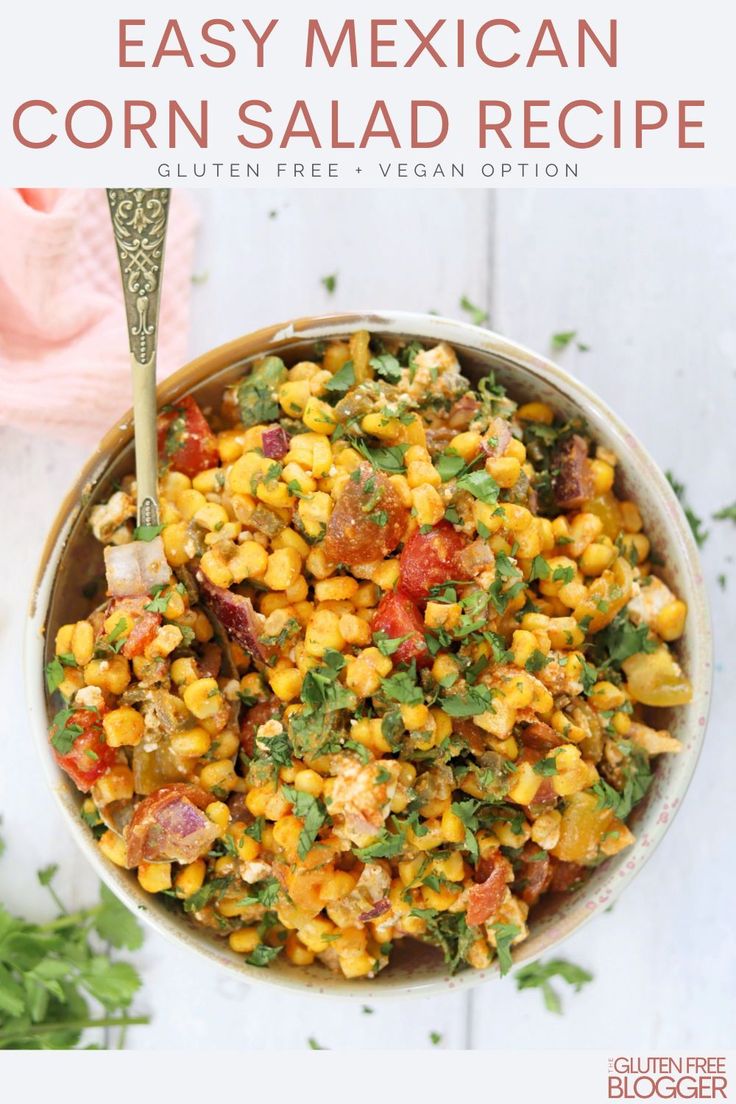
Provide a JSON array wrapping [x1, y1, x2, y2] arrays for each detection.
[[205, 800, 231, 834], [98, 830, 129, 868], [360, 411, 402, 441], [200, 759, 237, 794], [579, 541, 616, 576], [294, 768, 323, 797], [69, 621, 95, 667], [170, 726, 212, 759], [612, 710, 632, 735], [284, 932, 315, 965], [176, 488, 207, 521], [421, 882, 462, 912], [400, 703, 430, 731], [486, 456, 521, 489], [190, 468, 222, 495], [551, 745, 598, 797], [320, 870, 359, 903], [338, 613, 372, 646], [161, 470, 192, 499], [424, 601, 461, 631], [588, 680, 627, 711], [440, 807, 466, 844], [83, 655, 131, 696], [175, 859, 206, 899], [261, 548, 300, 592], [256, 479, 294, 510], [170, 657, 198, 687], [183, 677, 223, 720], [58, 667, 85, 700], [193, 502, 229, 533], [350, 717, 392, 755], [229, 927, 261, 955], [268, 666, 303, 702], [146, 625, 184, 659], [407, 820, 446, 852], [546, 617, 585, 650], [517, 401, 554, 424], [449, 431, 482, 462], [508, 760, 542, 805], [272, 815, 304, 860], [313, 576, 358, 602], [278, 379, 311, 417], [298, 491, 332, 538], [305, 609, 345, 657], [245, 783, 276, 818], [406, 460, 442, 489], [138, 861, 172, 894], [653, 599, 687, 642], [102, 705, 144, 748], [431, 653, 460, 684], [94, 765, 134, 806], [589, 458, 615, 496], [620, 501, 643, 533], [411, 485, 444, 527], [199, 549, 233, 588], [510, 629, 538, 668], [301, 396, 337, 436], [230, 541, 270, 584], [161, 522, 191, 567], [505, 438, 527, 462]]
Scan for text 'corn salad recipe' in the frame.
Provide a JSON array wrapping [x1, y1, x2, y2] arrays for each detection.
[[45, 333, 692, 980]]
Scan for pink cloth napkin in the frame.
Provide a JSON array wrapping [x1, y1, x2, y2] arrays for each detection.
[[0, 188, 198, 445]]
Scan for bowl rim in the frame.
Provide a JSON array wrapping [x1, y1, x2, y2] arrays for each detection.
[[24, 309, 713, 999]]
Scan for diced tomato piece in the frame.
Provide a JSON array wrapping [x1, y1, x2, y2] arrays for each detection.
[[52, 710, 116, 793], [121, 611, 161, 658], [514, 842, 553, 907], [399, 522, 469, 603], [466, 852, 511, 927], [157, 395, 219, 478], [372, 589, 430, 667], [548, 858, 586, 894], [125, 783, 216, 866], [323, 464, 408, 567]]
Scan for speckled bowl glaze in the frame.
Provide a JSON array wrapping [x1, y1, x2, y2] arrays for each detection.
[[25, 311, 712, 998]]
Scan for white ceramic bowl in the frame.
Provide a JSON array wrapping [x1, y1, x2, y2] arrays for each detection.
[[25, 311, 713, 997]]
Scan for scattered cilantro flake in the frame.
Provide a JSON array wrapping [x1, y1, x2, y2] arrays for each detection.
[[459, 295, 489, 326], [321, 274, 337, 295], [666, 471, 709, 547], [529, 555, 550, 582], [713, 502, 736, 523], [491, 923, 520, 976], [246, 944, 283, 968], [440, 685, 494, 718], [324, 361, 355, 394], [352, 439, 409, 474], [281, 787, 329, 859], [381, 665, 423, 705], [353, 828, 406, 861], [370, 353, 402, 382], [456, 469, 499, 505], [429, 1030, 443, 1046], [44, 657, 67, 695], [307, 1036, 326, 1049], [515, 958, 593, 1013], [373, 629, 412, 656]]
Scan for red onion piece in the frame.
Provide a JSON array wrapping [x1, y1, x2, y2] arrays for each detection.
[[125, 783, 217, 866], [358, 897, 391, 922], [196, 571, 270, 664], [261, 426, 289, 459], [104, 536, 171, 598]]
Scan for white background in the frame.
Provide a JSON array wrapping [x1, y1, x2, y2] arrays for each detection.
[[1, 188, 735, 1050], [1, 1, 735, 187]]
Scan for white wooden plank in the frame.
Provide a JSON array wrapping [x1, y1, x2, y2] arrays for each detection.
[[468, 189, 736, 1050]]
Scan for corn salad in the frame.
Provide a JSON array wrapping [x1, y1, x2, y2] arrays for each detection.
[[45, 333, 692, 979]]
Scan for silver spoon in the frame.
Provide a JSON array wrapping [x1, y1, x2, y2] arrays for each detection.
[[107, 188, 170, 532]]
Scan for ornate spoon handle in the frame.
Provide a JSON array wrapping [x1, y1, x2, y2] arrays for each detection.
[[106, 188, 171, 529]]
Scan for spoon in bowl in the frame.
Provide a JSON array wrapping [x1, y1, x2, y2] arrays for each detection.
[[104, 188, 173, 597]]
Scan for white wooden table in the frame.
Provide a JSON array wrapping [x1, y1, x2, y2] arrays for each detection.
[[2, 189, 734, 1050]]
